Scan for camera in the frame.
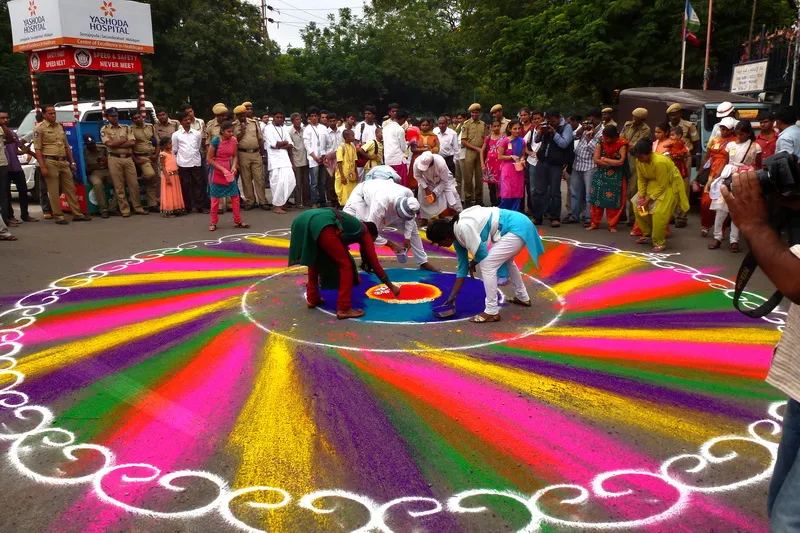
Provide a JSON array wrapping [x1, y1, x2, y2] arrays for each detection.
[[723, 151, 800, 198], [728, 151, 800, 318]]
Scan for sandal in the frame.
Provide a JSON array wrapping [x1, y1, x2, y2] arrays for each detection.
[[508, 297, 532, 307], [730, 242, 740, 253], [550, 220, 561, 228], [470, 313, 501, 323], [209, 224, 217, 232], [609, 227, 618, 233], [0, 234, 18, 241], [635, 237, 651, 245], [234, 222, 251, 228], [708, 239, 722, 250], [55, 218, 69, 225], [701, 228, 709, 237], [307, 298, 325, 309], [652, 245, 666, 253], [585, 224, 598, 231]]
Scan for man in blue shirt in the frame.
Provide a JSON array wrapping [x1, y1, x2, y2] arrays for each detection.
[[532, 109, 574, 228], [775, 107, 800, 159]]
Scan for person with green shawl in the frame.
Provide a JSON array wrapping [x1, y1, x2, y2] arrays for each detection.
[[289, 208, 401, 319]]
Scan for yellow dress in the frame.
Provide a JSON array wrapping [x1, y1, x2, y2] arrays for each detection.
[[335, 143, 358, 205], [633, 153, 690, 247]]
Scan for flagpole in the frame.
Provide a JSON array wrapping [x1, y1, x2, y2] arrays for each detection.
[[703, 0, 713, 90], [680, 3, 687, 89]]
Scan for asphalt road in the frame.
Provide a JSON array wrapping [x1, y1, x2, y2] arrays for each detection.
[[0, 195, 786, 533]]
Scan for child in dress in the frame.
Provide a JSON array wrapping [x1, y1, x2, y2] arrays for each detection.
[[665, 127, 690, 180], [158, 137, 186, 218], [480, 119, 503, 207]]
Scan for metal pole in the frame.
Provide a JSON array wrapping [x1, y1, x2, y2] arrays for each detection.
[[703, 0, 713, 90], [262, 0, 269, 40], [748, 0, 758, 45], [68, 67, 80, 121], [792, 27, 799, 106], [680, 10, 687, 89], [30, 71, 40, 114], [97, 76, 106, 116]]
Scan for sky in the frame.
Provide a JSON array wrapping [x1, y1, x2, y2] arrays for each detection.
[[246, 0, 366, 51]]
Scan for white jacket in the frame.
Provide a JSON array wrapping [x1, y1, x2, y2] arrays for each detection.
[[343, 180, 416, 243]]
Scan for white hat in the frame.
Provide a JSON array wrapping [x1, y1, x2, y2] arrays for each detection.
[[716, 101, 734, 118], [395, 196, 420, 220], [719, 117, 738, 130], [417, 152, 434, 171]]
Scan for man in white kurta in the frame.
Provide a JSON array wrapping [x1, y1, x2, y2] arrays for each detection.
[[413, 152, 463, 221], [344, 179, 439, 271], [265, 111, 295, 213]]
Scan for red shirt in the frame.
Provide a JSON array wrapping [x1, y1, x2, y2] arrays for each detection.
[[756, 130, 778, 160]]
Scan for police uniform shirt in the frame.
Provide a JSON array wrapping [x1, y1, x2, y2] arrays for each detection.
[[460, 118, 486, 148], [33, 121, 68, 157], [84, 145, 110, 176], [235, 118, 262, 150], [205, 118, 221, 145], [132, 123, 156, 155], [155, 119, 180, 140], [100, 124, 135, 154]]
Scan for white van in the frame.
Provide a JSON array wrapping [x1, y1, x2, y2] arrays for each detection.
[[12, 100, 156, 199]]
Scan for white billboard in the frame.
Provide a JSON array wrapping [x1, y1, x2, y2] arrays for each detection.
[[9, 0, 153, 53]]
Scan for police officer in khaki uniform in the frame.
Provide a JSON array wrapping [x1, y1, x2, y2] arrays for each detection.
[[83, 134, 118, 218], [460, 103, 486, 206], [666, 103, 700, 228], [155, 109, 180, 140], [234, 104, 267, 210], [601, 107, 617, 129], [204, 103, 229, 150], [242, 101, 255, 119], [101, 107, 148, 217], [131, 111, 159, 211], [490, 104, 510, 134], [33, 104, 91, 224], [621, 108, 652, 224]]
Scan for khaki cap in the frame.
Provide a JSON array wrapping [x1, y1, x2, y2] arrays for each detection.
[[632, 107, 648, 119], [601, 107, 613, 114], [233, 105, 247, 115], [667, 103, 682, 114], [468, 103, 481, 112], [490, 104, 503, 113], [242, 101, 253, 107], [212, 103, 228, 115]]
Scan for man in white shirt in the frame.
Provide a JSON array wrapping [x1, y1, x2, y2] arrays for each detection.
[[265, 110, 295, 214], [383, 108, 409, 187], [172, 111, 209, 213], [344, 179, 439, 271], [434, 115, 460, 176], [414, 151, 463, 223], [453, 111, 468, 197], [321, 112, 344, 205], [302, 106, 329, 207], [355, 105, 379, 144]]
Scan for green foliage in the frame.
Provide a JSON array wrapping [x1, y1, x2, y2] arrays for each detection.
[[0, 0, 794, 122]]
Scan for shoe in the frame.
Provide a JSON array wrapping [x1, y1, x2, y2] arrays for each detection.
[[134, 209, 149, 215], [72, 215, 91, 222], [261, 205, 271, 211], [43, 213, 53, 220], [108, 210, 123, 217], [243, 205, 255, 211], [21, 216, 39, 222], [147, 206, 160, 213], [562, 216, 578, 224], [100, 211, 110, 219], [730, 242, 740, 253], [122, 212, 131, 218], [550, 220, 561, 228], [675, 220, 687, 228], [55, 217, 69, 225], [583, 221, 592, 228], [533, 218, 543, 225]]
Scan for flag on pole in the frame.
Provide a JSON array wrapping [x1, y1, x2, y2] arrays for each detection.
[[684, 0, 701, 47]]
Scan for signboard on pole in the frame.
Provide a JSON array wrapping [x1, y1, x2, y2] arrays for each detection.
[[29, 47, 142, 73], [9, 0, 153, 53], [730, 60, 769, 94]]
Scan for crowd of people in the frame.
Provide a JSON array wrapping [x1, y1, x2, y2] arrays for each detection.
[[3, 99, 800, 253]]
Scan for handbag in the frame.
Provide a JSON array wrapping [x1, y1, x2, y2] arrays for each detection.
[[694, 167, 711, 187]]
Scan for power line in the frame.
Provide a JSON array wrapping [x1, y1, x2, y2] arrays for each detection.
[[271, 0, 329, 22], [278, 6, 363, 10]]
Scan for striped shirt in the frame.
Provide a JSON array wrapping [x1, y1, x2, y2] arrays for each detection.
[[766, 244, 800, 402], [573, 127, 602, 172]]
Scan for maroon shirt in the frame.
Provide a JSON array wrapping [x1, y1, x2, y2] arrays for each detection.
[[756, 130, 778, 160]]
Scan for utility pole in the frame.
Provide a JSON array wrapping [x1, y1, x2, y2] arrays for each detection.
[[261, 0, 270, 40], [703, 0, 713, 90]]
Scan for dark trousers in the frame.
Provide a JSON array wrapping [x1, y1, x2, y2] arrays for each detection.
[[306, 226, 355, 312], [532, 162, 562, 221], [6, 170, 29, 219], [178, 166, 208, 212], [39, 170, 52, 214], [488, 183, 499, 207], [293, 165, 311, 207], [523, 163, 535, 214], [0, 166, 8, 223], [768, 398, 800, 530], [443, 155, 455, 176]]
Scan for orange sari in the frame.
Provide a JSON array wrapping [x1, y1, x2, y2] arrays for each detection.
[[408, 132, 439, 189]]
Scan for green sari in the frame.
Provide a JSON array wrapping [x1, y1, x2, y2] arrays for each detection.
[[590, 137, 628, 209]]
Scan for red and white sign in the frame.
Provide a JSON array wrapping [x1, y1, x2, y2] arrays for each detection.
[[9, 0, 153, 53], [29, 47, 141, 72]]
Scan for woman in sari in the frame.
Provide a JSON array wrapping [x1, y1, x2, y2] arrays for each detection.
[[700, 116, 737, 237], [631, 140, 690, 252], [207, 122, 250, 231], [652, 122, 671, 154], [587, 125, 628, 232], [408, 118, 440, 195]]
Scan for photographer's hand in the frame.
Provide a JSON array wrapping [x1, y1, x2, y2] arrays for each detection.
[[723, 170, 800, 304]]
